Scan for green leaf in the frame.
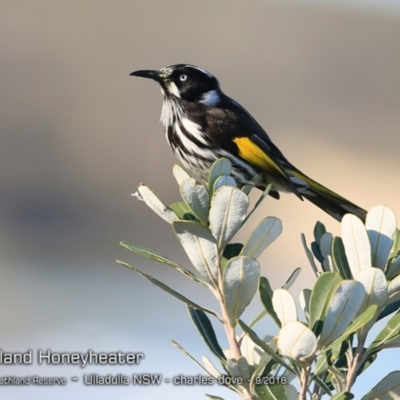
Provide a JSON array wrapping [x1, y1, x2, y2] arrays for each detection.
[[238, 320, 296, 375], [390, 229, 400, 260], [205, 395, 225, 400], [299, 289, 311, 320], [332, 237, 353, 279], [368, 310, 400, 353], [282, 268, 301, 290], [222, 243, 243, 269], [202, 356, 222, 379], [312, 375, 333, 397], [378, 300, 400, 321], [252, 183, 272, 211], [172, 221, 218, 282], [209, 186, 249, 250], [244, 184, 272, 223], [272, 289, 297, 326], [361, 371, 400, 400], [330, 392, 354, 400], [241, 173, 263, 195], [311, 241, 325, 266], [180, 178, 209, 225], [325, 305, 379, 351], [251, 351, 274, 381], [388, 275, 400, 306], [208, 158, 232, 193], [386, 256, 400, 280], [314, 350, 332, 376], [259, 277, 281, 327], [120, 241, 205, 285], [320, 232, 333, 259], [277, 321, 317, 363], [357, 351, 377, 377], [223, 256, 260, 326], [319, 280, 366, 346], [169, 202, 198, 221], [187, 306, 226, 360], [240, 217, 282, 259], [254, 383, 287, 400], [137, 184, 178, 223], [366, 206, 396, 270], [171, 340, 220, 379], [117, 260, 220, 319], [222, 243, 243, 260], [341, 214, 371, 276], [314, 221, 327, 242], [309, 272, 342, 335], [301, 233, 319, 276]]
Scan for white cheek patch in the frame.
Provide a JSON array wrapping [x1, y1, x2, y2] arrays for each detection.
[[167, 82, 181, 98], [199, 90, 220, 107]]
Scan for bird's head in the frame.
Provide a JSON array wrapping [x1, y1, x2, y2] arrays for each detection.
[[130, 64, 221, 106]]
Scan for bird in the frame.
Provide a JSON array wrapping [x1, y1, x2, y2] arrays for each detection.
[[130, 64, 366, 222]]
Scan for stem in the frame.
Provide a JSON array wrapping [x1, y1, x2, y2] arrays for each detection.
[[345, 336, 366, 392], [299, 366, 310, 400], [311, 374, 323, 400], [248, 309, 267, 329], [214, 254, 257, 400]]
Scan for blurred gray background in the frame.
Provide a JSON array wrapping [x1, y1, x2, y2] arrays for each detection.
[[1, 1, 399, 399]]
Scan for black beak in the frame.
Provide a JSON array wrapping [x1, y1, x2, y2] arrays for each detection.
[[130, 69, 163, 83]]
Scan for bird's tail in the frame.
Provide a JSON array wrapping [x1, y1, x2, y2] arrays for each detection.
[[290, 169, 367, 222]]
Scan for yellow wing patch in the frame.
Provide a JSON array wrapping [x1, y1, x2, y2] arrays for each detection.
[[233, 137, 287, 178]]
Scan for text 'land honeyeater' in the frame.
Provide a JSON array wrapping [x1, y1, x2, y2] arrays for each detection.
[[130, 64, 366, 222]]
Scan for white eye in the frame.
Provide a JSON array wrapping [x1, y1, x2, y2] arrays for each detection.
[[179, 74, 187, 81]]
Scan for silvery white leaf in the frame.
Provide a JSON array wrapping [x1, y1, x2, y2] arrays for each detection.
[[213, 175, 237, 192], [209, 186, 249, 249], [240, 217, 282, 259], [223, 256, 260, 326], [173, 221, 218, 282], [180, 178, 209, 224], [356, 268, 387, 308], [272, 288, 298, 326], [208, 158, 232, 191], [341, 214, 371, 276], [138, 185, 178, 223], [319, 280, 366, 346], [172, 164, 190, 185], [366, 206, 397, 270], [240, 334, 260, 365], [277, 321, 317, 363]]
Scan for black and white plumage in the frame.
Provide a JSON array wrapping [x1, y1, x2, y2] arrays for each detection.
[[131, 64, 366, 222]]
